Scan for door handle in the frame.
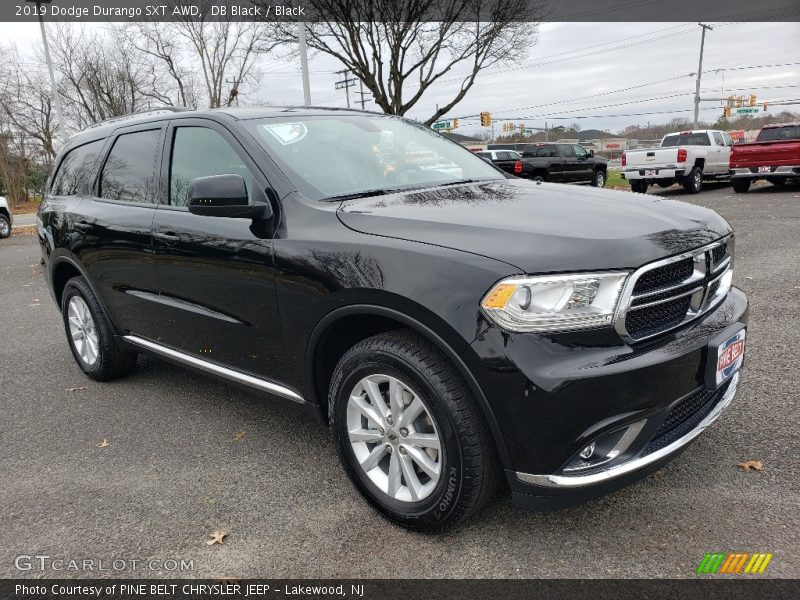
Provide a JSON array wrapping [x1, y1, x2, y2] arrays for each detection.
[[155, 231, 180, 242], [74, 221, 91, 231]]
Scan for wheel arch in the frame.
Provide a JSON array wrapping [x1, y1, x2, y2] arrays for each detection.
[[50, 256, 120, 335], [694, 157, 705, 170], [306, 303, 513, 469]]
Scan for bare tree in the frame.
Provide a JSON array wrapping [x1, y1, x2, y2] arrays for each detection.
[[274, 0, 540, 125], [0, 45, 58, 164]]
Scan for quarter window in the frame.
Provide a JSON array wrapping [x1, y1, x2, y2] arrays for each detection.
[[169, 127, 256, 208], [50, 140, 104, 196], [100, 130, 161, 204]]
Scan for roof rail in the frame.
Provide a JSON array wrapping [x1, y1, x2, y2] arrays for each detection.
[[85, 106, 193, 130]]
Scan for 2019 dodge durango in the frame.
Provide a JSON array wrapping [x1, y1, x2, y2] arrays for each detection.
[[38, 107, 748, 531]]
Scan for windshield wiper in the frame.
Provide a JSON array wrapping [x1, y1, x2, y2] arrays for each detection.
[[323, 188, 393, 202], [436, 178, 491, 187]]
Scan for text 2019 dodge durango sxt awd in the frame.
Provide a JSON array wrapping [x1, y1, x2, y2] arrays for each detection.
[[37, 107, 747, 531]]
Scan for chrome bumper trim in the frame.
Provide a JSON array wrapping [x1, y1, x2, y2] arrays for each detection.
[[516, 372, 739, 488], [123, 335, 305, 403]]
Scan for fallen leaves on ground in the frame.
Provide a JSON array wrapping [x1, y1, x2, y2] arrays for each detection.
[[95, 439, 110, 448], [206, 531, 228, 546], [737, 460, 763, 472], [66, 386, 87, 392], [233, 431, 246, 443]]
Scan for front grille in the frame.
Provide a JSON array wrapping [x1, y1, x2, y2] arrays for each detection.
[[633, 258, 694, 294], [711, 243, 727, 266], [644, 380, 731, 453], [620, 238, 732, 341], [625, 296, 692, 339]]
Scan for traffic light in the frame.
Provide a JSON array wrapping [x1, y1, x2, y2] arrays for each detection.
[[749, 94, 757, 107], [763, 102, 769, 111], [452, 119, 459, 128], [480, 111, 492, 126], [735, 96, 743, 108], [723, 106, 731, 118], [726, 95, 735, 108]]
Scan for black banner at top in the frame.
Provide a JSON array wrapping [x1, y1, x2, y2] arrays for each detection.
[[3, 0, 800, 22]]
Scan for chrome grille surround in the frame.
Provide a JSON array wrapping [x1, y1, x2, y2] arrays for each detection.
[[614, 235, 733, 343]]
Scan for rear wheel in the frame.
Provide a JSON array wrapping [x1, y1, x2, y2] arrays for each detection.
[[682, 166, 703, 194], [630, 180, 648, 193], [329, 330, 500, 532], [591, 169, 606, 187], [732, 178, 752, 194], [0, 214, 10, 238], [61, 276, 138, 381]]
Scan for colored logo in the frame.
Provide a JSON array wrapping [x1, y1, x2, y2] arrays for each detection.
[[696, 552, 773, 574]]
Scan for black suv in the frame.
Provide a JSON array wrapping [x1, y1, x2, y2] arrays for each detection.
[[38, 107, 748, 531]]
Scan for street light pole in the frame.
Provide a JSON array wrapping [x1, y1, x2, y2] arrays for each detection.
[[693, 23, 713, 130], [298, 21, 312, 106], [27, 0, 64, 139]]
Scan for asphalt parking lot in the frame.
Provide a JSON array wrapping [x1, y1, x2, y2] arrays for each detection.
[[1, 182, 798, 579]]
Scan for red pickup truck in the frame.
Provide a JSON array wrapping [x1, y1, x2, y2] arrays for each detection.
[[729, 122, 800, 193]]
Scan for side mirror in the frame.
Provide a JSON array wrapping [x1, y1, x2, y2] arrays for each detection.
[[588, 149, 595, 157], [188, 174, 272, 220]]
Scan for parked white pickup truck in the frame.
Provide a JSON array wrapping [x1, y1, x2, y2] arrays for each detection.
[[621, 130, 734, 194]]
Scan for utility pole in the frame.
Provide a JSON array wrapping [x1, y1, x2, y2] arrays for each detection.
[[355, 79, 369, 110], [693, 23, 713, 129], [334, 70, 357, 108], [298, 21, 312, 106], [27, 0, 64, 140]]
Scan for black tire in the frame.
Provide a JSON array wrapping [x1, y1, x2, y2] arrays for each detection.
[[329, 330, 500, 532], [656, 179, 675, 188], [732, 178, 751, 194], [0, 214, 10, 239], [61, 276, 138, 381], [591, 169, 606, 187], [682, 166, 703, 194], [630, 180, 648, 193], [532, 175, 545, 183]]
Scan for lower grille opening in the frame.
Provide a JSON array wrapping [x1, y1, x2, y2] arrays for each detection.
[[625, 296, 692, 340], [643, 380, 732, 454]]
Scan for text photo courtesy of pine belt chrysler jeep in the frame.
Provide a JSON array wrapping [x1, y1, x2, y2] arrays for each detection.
[[38, 108, 747, 531], [621, 129, 734, 194]]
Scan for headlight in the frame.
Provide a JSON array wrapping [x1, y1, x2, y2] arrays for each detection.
[[480, 272, 629, 333]]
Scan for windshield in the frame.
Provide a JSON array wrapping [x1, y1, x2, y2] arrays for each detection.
[[244, 115, 503, 200], [757, 125, 800, 142], [661, 133, 710, 147]]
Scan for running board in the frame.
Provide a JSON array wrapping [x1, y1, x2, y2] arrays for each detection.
[[123, 335, 305, 404]]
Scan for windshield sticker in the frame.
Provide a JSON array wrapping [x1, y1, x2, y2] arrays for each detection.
[[263, 122, 308, 145]]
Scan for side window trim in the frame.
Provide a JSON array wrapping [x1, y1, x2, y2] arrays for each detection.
[[93, 123, 167, 206], [160, 118, 270, 211]]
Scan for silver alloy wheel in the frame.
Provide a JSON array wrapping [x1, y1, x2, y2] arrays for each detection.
[[346, 374, 442, 502], [0, 218, 9, 236], [693, 170, 702, 189], [67, 296, 99, 367], [596, 171, 605, 187]]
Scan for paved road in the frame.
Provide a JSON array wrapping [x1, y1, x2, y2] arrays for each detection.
[[11, 213, 36, 228], [1, 183, 798, 579]]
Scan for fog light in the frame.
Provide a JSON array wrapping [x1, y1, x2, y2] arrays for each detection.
[[579, 443, 595, 460]]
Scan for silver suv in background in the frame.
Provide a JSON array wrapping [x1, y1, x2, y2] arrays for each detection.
[[0, 196, 12, 239]]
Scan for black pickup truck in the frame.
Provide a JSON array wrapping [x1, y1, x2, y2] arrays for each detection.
[[519, 143, 608, 187]]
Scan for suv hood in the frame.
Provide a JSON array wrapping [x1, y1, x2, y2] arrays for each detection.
[[337, 180, 731, 273]]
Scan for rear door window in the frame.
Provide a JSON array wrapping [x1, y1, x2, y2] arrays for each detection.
[[100, 129, 161, 204], [50, 140, 105, 196]]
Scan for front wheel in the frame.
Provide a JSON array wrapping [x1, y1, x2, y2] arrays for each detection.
[[732, 178, 752, 194], [682, 167, 703, 194], [329, 330, 500, 532], [61, 276, 138, 381], [0, 214, 10, 238], [591, 169, 606, 187]]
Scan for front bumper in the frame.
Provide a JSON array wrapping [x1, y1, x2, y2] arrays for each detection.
[[468, 287, 748, 510], [622, 167, 685, 180], [730, 165, 800, 178]]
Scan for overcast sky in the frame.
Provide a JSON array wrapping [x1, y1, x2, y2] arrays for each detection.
[[1, 20, 797, 135]]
